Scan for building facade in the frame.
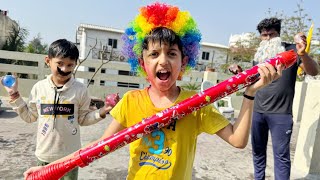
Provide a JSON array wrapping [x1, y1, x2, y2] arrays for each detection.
[[76, 23, 231, 73], [0, 10, 17, 49]]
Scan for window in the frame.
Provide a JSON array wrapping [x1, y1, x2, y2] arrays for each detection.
[[202, 52, 210, 60], [100, 80, 105, 86], [108, 38, 118, 49], [117, 82, 140, 88], [118, 70, 129, 75], [119, 70, 137, 76], [117, 70, 139, 88], [101, 68, 106, 73], [88, 67, 95, 72]]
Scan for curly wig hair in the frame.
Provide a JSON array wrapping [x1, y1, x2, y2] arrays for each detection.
[[122, 2, 202, 76]]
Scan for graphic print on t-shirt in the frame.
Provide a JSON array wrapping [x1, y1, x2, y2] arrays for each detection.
[[139, 129, 173, 170], [41, 104, 74, 115], [39, 98, 77, 135]]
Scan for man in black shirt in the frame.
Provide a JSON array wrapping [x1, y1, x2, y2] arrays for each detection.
[[230, 18, 319, 180]]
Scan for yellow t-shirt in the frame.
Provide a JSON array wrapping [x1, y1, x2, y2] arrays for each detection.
[[110, 88, 229, 180]]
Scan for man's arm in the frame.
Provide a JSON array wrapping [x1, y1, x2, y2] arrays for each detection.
[[299, 54, 319, 76], [295, 33, 319, 76]]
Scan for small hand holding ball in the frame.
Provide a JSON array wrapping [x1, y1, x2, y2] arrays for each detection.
[[105, 93, 120, 107]]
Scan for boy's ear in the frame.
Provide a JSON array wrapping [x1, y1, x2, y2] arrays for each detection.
[[182, 56, 189, 69], [45, 56, 50, 66], [138, 58, 146, 71]]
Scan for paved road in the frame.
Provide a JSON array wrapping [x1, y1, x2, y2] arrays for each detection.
[[0, 98, 306, 180]]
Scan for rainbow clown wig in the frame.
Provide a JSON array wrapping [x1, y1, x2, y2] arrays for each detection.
[[122, 2, 202, 76]]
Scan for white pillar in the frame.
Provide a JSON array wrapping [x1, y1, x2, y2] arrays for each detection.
[[80, 29, 86, 59], [203, 71, 218, 85], [292, 81, 320, 177], [292, 81, 308, 123]]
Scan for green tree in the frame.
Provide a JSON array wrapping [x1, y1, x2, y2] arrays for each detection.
[[266, 3, 312, 43], [266, 1, 320, 61], [2, 23, 28, 52], [25, 33, 48, 54], [229, 32, 260, 63]]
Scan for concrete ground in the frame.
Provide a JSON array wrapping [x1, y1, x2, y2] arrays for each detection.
[[0, 97, 316, 180]]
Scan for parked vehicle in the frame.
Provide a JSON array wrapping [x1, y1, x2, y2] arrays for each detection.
[[0, 98, 3, 114]]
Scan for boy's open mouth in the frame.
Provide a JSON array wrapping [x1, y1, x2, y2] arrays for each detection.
[[157, 70, 171, 80]]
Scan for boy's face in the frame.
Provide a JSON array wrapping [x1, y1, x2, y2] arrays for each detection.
[[45, 57, 77, 85], [140, 41, 188, 91]]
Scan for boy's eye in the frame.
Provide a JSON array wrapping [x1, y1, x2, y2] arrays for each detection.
[[169, 52, 177, 56], [150, 52, 158, 57]]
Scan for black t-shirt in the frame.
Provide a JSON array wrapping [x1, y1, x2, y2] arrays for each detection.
[[253, 43, 301, 114]]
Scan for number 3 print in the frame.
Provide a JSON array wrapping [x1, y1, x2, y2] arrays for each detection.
[[149, 130, 165, 155]]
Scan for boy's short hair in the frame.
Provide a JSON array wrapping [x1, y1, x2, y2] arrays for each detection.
[[122, 2, 201, 76], [48, 39, 79, 61], [142, 27, 184, 55], [257, 17, 282, 35]]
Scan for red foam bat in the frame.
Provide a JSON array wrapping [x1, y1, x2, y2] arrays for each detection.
[[26, 50, 296, 180]]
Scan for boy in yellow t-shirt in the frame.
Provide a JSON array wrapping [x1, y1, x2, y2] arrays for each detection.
[[110, 3, 283, 179], [24, 2, 284, 179]]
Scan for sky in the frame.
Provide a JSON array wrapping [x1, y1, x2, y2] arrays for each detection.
[[1, 0, 319, 46]]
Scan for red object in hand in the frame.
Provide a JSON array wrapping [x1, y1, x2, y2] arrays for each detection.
[[26, 151, 85, 180], [105, 93, 120, 107], [26, 50, 297, 180]]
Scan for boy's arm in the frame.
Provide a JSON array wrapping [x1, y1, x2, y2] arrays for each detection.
[[23, 119, 125, 178], [10, 97, 38, 123], [77, 91, 115, 126], [216, 63, 283, 148], [215, 88, 255, 148]]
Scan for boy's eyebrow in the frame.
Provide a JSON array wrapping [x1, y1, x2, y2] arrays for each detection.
[[169, 47, 179, 50]]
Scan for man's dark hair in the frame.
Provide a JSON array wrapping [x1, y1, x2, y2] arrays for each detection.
[[142, 27, 184, 57], [257, 18, 282, 35], [48, 39, 79, 61]]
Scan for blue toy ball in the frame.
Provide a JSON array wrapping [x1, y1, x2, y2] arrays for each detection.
[[2, 75, 16, 88]]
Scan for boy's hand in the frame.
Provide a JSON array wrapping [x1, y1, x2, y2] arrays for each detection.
[[0, 75, 19, 95], [246, 62, 284, 95], [23, 166, 43, 180], [105, 93, 120, 108], [99, 93, 120, 118]]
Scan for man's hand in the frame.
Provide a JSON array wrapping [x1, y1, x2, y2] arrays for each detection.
[[294, 32, 307, 56], [228, 64, 243, 75]]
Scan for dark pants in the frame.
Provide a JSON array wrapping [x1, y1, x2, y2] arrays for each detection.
[[251, 112, 293, 180], [37, 159, 78, 180]]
